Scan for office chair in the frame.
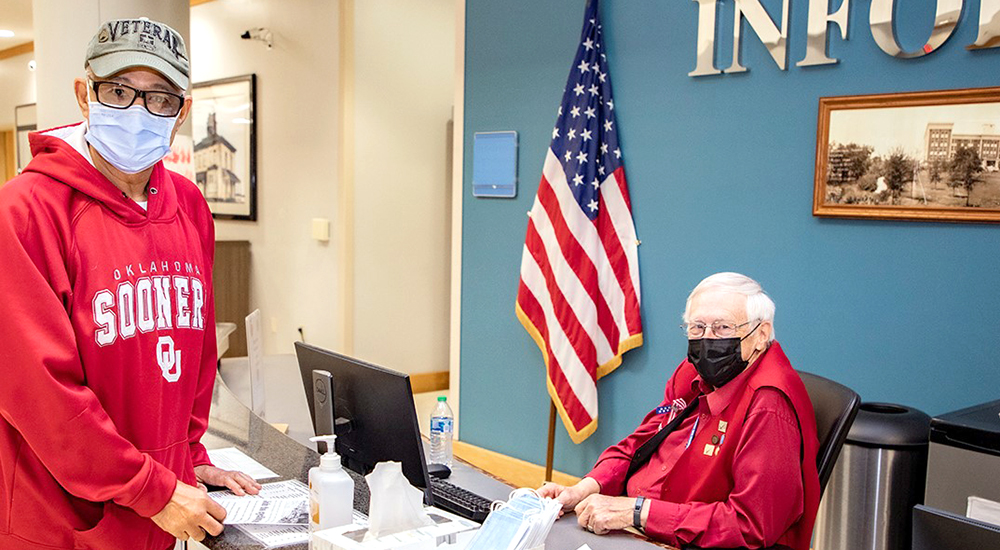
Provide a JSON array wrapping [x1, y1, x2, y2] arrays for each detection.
[[797, 371, 860, 494]]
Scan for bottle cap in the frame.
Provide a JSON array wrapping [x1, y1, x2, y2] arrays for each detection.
[[310, 433, 338, 447], [437, 396, 447, 402], [309, 434, 343, 469]]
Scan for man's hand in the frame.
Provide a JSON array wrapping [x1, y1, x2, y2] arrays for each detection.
[[151, 480, 227, 542], [537, 477, 601, 515], [574, 493, 635, 535], [194, 464, 262, 496]]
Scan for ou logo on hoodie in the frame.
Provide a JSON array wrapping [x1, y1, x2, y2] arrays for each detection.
[[157, 336, 182, 382]]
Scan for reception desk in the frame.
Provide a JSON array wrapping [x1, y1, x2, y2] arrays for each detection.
[[199, 362, 666, 550]]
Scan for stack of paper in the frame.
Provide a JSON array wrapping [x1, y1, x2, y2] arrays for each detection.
[[206, 447, 279, 481], [210, 479, 311, 548]]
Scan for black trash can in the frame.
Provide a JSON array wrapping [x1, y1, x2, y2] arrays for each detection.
[[813, 402, 931, 550]]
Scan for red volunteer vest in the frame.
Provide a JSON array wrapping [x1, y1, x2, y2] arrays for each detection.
[[656, 342, 821, 550]]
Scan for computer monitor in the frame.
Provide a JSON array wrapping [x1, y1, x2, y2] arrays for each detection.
[[912, 504, 1000, 550], [294, 342, 432, 502]]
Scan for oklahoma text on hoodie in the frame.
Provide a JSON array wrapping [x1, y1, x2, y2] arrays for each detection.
[[0, 123, 218, 550]]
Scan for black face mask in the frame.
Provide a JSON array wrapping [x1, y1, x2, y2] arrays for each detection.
[[687, 324, 760, 388]]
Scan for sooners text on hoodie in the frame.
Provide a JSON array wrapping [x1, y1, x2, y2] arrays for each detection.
[[0, 123, 217, 550]]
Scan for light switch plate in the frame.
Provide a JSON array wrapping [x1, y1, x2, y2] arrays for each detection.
[[311, 218, 330, 241]]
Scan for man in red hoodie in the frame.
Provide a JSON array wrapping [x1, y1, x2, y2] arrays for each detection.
[[0, 18, 259, 549], [539, 273, 821, 550]]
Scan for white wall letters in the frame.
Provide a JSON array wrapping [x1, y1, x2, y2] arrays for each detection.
[[690, 0, 1000, 76]]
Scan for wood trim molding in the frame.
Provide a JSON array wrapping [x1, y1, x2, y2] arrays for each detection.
[[410, 370, 449, 394], [1, 131, 15, 184], [453, 440, 581, 490], [0, 42, 33, 61]]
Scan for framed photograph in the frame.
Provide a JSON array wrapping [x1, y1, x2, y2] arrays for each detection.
[[14, 103, 37, 175], [192, 74, 257, 221], [813, 87, 1000, 223]]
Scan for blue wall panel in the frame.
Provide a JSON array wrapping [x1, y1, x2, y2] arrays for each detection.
[[461, 0, 1000, 476]]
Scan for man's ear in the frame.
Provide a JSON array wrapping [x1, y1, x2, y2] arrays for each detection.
[[757, 321, 773, 350], [170, 96, 193, 143], [74, 78, 90, 119]]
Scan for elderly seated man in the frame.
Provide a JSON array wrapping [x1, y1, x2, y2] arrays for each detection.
[[539, 272, 820, 550]]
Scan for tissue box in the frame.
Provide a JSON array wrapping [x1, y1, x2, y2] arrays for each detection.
[[312, 506, 479, 550]]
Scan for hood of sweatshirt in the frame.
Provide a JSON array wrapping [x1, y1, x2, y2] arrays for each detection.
[[25, 122, 179, 225]]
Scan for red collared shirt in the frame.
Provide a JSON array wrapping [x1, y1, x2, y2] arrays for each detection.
[[588, 369, 805, 548]]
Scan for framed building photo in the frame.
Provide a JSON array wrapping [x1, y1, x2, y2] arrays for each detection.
[[192, 74, 257, 221], [813, 87, 1000, 223]]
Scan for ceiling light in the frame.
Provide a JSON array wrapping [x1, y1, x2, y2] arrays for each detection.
[[0, 30, 16, 38]]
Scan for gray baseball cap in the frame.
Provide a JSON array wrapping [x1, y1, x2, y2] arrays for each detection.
[[85, 18, 190, 90]]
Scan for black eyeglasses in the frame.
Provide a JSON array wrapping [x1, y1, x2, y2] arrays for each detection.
[[680, 320, 756, 339], [90, 80, 184, 117]]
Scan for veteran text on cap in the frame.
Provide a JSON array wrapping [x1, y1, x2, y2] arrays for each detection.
[[86, 18, 190, 90]]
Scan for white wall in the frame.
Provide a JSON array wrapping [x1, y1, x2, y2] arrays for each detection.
[[32, 0, 190, 129], [191, 0, 343, 356], [0, 52, 37, 130], [190, 0, 455, 373], [351, 0, 455, 374]]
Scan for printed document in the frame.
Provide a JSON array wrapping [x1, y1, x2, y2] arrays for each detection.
[[207, 447, 279, 480], [210, 479, 309, 525]]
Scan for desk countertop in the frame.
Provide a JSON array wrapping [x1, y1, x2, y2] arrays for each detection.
[[199, 373, 327, 549], [200, 360, 664, 550]]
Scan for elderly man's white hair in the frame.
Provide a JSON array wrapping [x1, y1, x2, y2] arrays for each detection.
[[683, 272, 776, 341]]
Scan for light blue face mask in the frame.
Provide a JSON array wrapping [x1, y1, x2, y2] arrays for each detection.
[[86, 102, 177, 174], [466, 490, 560, 550], [466, 504, 531, 550]]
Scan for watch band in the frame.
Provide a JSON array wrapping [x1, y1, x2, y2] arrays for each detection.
[[633, 495, 645, 530]]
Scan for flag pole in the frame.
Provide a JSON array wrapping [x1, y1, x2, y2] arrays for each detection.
[[545, 400, 557, 482]]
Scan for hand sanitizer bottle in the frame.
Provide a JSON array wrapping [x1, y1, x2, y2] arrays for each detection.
[[308, 434, 354, 537]]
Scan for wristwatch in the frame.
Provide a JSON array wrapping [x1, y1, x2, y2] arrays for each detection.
[[633, 495, 645, 531]]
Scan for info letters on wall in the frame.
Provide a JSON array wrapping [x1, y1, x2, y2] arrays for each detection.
[[687, 0, 999, 76]]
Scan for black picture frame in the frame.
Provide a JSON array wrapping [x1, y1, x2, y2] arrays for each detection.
[[191, 74, 257, 221]]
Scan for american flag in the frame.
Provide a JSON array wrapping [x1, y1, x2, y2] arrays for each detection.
[[516, 0, 642, 444]]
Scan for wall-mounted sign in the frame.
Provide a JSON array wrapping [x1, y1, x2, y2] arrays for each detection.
[[689, 0, 1000, 77], [472, 131, 518, 198]]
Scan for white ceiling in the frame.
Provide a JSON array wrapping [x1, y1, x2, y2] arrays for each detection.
[[0, 0, 34, 50]]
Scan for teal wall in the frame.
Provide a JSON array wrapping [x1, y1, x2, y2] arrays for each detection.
[[460, 0, 1000, 476]]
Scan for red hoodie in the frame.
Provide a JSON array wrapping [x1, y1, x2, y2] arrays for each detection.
[[0, 123, 217, 550]]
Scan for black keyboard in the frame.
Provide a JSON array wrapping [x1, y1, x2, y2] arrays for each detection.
[[428, 478, 493, 522]]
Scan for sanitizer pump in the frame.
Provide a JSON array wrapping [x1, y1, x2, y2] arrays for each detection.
[[308, 434, 354, 535]]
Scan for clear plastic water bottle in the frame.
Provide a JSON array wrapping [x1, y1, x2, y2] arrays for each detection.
[[429, 396, 454, 468]]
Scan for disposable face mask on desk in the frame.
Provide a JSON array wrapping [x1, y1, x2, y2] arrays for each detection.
[[465, 489, 561, 550]]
